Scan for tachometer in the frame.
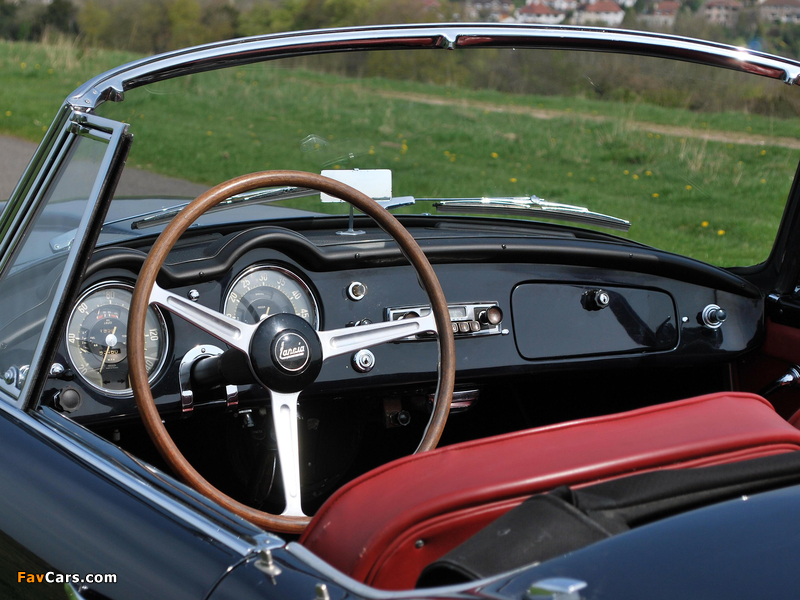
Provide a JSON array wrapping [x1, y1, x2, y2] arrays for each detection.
[[65, 282, 168, 396], [224, 265, 319, 328]]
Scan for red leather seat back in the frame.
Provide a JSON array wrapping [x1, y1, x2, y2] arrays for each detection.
[[300, 392, 800, 590]]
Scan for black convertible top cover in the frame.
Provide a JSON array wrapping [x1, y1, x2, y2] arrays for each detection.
[[418, 450, 800, 587]]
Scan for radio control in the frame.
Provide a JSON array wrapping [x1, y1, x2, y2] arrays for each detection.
[[386, 302, 503, 340], [479, 306, 503, 325]]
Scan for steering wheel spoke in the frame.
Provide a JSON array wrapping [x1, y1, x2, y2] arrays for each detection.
[[150, 282, 257, 354], [269, 390, 307, 517], [318, 312, 437, 361]]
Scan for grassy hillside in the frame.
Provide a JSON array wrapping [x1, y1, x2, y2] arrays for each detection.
[[1, 39, 798, 267]]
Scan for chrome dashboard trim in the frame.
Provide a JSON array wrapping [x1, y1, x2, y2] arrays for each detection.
[[68, 24, 800, 112]]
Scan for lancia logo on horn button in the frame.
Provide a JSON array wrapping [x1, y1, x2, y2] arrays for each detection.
[[273, 331, 310, 373]]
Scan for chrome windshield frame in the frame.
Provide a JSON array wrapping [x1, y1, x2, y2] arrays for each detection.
[[67, 23, 800, 113], [0, 111, 130, 409]]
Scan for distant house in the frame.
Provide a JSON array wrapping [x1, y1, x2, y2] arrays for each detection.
[[534, 0, 579, 12], [517, 2, 567, 23], [574, 0, 626, 25], [639, 0, 682, 27], [703, 0, 742, 26], [759, 0, 800, 23], [466, 0, 518, 20]]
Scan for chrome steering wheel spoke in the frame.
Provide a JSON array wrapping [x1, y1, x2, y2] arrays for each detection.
[[149, 282, 257, 354], [318, 312, 438, 361], [269, 390, 306, 518]]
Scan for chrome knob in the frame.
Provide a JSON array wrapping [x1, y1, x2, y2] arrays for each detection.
[[478, 306, 503, 325], [702, 304, 727, 329]]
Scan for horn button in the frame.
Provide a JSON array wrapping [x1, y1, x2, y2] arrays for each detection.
[[249, 313, 323, 393]]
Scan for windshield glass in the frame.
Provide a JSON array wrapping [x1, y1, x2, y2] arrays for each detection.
[[0, 133, 108, 398], [96, 47, 800, 267]]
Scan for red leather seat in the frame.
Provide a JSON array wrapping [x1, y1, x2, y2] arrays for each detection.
[[300, 392, 800, 590]]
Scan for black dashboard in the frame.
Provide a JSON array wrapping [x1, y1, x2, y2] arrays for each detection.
[[44, 216, 765, 425]]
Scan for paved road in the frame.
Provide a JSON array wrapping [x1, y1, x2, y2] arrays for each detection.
[[0, 134, 207, 200]]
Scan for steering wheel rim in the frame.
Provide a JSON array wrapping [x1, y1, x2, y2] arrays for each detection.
[[129, 170, 456, 534]]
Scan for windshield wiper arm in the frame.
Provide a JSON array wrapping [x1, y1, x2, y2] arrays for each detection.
[[131, 189, 416, 231], [428, 196, 630, 232], [49, 186, 322, 252], [130, 186, 321, 230], [50, 187, 418, 252]]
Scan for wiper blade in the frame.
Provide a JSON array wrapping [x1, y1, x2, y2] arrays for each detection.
[[50, 187, 319, 251], [130, 186, 320, 230], [429, 196, 630, 232], [131, 189, 416, 231], [49, 187, 417, 252]]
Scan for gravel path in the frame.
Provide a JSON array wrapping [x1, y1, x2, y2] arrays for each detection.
[[0, 134, 207, 200], [377, 90, 800, 150]]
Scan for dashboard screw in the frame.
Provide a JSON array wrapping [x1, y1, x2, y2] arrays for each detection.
[[188, 289, 200, 302]]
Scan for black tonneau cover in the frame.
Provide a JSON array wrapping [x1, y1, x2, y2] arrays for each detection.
[[419, 450, 800, 587]]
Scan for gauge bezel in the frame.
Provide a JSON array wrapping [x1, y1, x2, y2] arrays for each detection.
[[65, 281, 170, 397], [223, 264, 320, 330]]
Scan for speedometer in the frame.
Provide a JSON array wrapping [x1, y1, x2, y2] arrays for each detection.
[[223, 265, 319, 328], [65, 282, 169, 396]]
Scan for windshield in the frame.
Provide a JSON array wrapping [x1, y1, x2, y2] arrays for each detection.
[[0, 132, 109, 398], [96, 47, 800, 267]]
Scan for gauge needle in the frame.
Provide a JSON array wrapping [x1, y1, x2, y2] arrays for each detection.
[[99, 326, 117, 373]]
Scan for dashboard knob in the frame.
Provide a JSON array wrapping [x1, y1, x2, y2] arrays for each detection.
[[398, 311, 420, 320], [479, 306, 503, 325], [702, 304, 727, 329], [55, 388, 82, 413], [391, 410, 411, 426]]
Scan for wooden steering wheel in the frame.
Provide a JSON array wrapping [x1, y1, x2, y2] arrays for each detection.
[[129, 171, 456, 533]]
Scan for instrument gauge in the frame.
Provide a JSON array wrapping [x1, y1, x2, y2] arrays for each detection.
[[65, 282, 169, 396], [224, 265, 319, 329]]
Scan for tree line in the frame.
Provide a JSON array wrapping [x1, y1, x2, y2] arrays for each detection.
[[0, 0, 451, 54], [3, 0, 800, 59]]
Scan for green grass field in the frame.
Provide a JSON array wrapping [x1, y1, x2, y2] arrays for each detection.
[[1, 38, 798, 267]]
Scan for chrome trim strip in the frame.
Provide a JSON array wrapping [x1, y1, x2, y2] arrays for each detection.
[[67, 24, 800, 112], [284, 542, 526, 599]]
